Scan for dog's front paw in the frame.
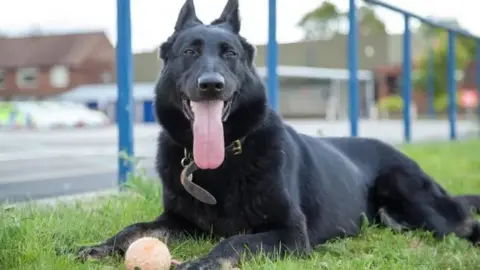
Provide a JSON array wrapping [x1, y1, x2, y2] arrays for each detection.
[[176, 257, 238, 270], [74, 245, 114, 261]]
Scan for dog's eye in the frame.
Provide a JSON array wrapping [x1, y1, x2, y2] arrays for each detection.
[[183, 49, 197, 56], [224, 50, 237, 58]]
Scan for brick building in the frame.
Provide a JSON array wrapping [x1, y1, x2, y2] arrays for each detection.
[[0, 32, 116, 100]]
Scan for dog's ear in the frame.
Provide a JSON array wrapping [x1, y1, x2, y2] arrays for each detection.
[[241, 38, 256, 65], [174, 0, 202, 31], [158, 34, 177, 61], [158, 40, 171, 61], [211, 0, 240, 33]]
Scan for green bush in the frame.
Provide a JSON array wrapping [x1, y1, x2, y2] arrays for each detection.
[[434, 93, 461, 112], [377, 95, 403, 112]]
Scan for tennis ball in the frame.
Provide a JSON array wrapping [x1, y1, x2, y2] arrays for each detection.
[[124, 237, 171, 270]]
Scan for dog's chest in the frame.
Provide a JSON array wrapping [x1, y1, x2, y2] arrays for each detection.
[[167, 173, 271, 237], [168, 194, 262, 237], [161, 147, 279, 236]]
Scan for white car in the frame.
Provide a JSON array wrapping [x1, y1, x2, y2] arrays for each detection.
[[62, 101, 111, 127], [9, 101, 110, 129], [10, 101, 63, 129], [38, 101, 110, 127]]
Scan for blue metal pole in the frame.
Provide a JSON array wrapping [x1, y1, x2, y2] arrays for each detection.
[[447, 31, 457, 140], [267, 0, 279, 112], [348, 0, 359, 137], [402, 15, 412, 143], [116, 0, 134, 186], [477, 40, 480, 125], [427, 46, 435, 117]]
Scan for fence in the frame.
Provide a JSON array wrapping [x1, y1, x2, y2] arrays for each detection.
[[114, 0, 480, 185], [352, 0, 480, 142]]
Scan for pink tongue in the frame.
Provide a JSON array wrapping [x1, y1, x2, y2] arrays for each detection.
[[190, 100, 225, 169]]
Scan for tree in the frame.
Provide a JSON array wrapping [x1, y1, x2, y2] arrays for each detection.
[[413, 19, 476, 99], [298, 2, 386, 40], [416, 18, 465, 39], [297, 1, 341, 40], [357, 5, 386, 36]]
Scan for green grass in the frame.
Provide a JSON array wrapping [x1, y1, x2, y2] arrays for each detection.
[[2, 139, 480, 270]]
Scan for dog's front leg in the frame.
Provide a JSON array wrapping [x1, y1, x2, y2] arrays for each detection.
[[176, 227, 312, 270], [74, 212, 199, 261]]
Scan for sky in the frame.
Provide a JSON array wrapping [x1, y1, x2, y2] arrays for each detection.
[[1, 0, 478, 53]]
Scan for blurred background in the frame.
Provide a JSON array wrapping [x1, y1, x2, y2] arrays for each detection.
[[0, 0, 478, 204]]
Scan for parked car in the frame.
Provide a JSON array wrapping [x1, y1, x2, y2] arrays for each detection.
[[38, 101, 110, 127], [0, 101, 110, 129], [11, 101, 67, 128]]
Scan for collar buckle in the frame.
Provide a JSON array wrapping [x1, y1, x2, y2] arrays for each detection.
[[231, 139, 242, 155]]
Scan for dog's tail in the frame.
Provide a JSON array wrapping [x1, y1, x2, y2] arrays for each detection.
[[455, 195, 480, 214]]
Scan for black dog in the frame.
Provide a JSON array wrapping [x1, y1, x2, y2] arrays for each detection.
[[74, 0, 480, 269]]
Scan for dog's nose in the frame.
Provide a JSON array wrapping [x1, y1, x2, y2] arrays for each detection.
[[197, 72, 225, 92]]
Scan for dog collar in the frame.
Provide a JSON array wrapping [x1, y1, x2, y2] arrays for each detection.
[[180, 138, 245, 205]]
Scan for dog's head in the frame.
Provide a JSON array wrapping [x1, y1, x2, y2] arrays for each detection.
[[155, 0, 267, 169]]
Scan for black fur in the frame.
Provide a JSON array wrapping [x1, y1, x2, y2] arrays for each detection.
[[72, 0, 480, 269]]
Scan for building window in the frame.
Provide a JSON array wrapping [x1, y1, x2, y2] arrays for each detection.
[[16, 67, 38, 88], [0, 69, 5, 89], [50, 65, 70, 88]]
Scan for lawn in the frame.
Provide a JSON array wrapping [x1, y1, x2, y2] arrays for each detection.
[[1, 139, 480, 270]]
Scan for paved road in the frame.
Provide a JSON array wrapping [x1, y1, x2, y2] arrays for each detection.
[[0, 119, 478, 203], [0, 126, 159, 203]]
